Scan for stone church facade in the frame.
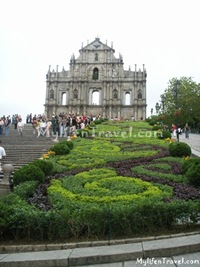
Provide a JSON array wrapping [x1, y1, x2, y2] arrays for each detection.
[[44, 38, 147, 120]]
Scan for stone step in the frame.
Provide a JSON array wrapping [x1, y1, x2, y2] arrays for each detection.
[[0, 124, 60, 180]]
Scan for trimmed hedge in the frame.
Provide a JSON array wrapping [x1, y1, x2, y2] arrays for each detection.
[[169, 142, 191, 157], [49, 142, 70, 155], [13, 165, 45, 186], [152, 125, 161, 131], [30, 159, 54, 175], [0, 192, 199, 241], [148, 120, 157, 126], [14, 180, 39, 200], [157, 130, 171, 139], [185, 164, 200, 187], [182, 158, 200, 174]]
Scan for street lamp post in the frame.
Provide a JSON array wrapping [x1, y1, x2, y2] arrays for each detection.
[[161, 94, 165, 111], [160, 94, 166, 128], [155, 102, 160, 114], [173, 80, 181, 142]]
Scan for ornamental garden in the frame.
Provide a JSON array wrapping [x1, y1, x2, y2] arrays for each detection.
[[0, 120, 200, 243]]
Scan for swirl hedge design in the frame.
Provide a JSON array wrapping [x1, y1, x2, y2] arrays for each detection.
[[57, 139, 158, 170], [48, 168, 172, 204], [1, 121, 200, 243]]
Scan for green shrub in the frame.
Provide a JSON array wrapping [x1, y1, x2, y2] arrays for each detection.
[[185, 163, 200, 187], [94, 118, 106, 125], [169, 142, 191, 157], [48, 157, 68, 173], [182, 158, 200, 174], [49, 141, 71, 155], [152, 125, 161, 131], [13, 165, 45, 186], [14, 180, 39, 200], [65, 140, 74, 150], [148, 120, 157, 126], [157, 130, 171, 139], [145, 117, 151, 123], [30, 159, 54, 175], [0, 197, 42, 241], [0, 193, 27, 238]]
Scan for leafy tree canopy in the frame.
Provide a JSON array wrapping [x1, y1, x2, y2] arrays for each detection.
[[158, 77, 200, 130]]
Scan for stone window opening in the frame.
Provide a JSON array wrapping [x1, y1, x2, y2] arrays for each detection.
[[61, 92, 67, 105], [125, 92, 130, 105], [95, 53, 98, 61], [93, 68, 99, 80], [50, 89, 54, 99], [92, 90, 99, 105], [113, 89, 118, 99], [138, 90, 142, 99], [73, 89, 78, 99]]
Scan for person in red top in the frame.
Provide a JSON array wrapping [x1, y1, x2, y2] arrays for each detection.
[[172, 124, 177, 137]]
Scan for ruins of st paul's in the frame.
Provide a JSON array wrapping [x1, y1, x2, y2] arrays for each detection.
[[44, 38, 147, 120]]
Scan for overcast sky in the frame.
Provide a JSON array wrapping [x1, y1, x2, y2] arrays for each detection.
[[0, 0, 200, 120]]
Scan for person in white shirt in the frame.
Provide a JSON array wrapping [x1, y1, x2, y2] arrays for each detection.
[[45, 119, 52, 137], [0, 140, 6, 171], [38, 120, 46, 137], [80, 121, 85, 129], [17, 119, 24, 136]]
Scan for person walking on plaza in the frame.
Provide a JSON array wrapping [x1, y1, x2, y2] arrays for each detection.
[[185, 123, 190, 138], [172, 124, 177, 138], [0, 140, 6, 172]]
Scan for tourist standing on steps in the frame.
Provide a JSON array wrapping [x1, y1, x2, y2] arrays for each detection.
[[0, 118, 4, 135], [14, 115, 18, 130], [0, 140, 6, 172], [17, 118, 24, 136], [45, 118, 52, 137], [32, 117, 38, 134], [4, 116, 11, 136]]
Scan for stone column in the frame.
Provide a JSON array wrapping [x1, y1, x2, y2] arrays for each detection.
[[0, 164, 14, 196], [118, 108, 121, 120]]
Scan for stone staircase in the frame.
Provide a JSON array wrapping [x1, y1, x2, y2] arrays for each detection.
[[0, 124, 57, 179]]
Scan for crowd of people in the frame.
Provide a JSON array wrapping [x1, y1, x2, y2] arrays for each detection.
[[1, 112, 191, 140], [29, 113, 99, 138], [0, 112, 102, 172], [0, 112, 104, 138], [171, 123, 190, 139], [0, 114, 24, 136]]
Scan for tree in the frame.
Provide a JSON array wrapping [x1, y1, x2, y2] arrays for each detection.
[[161, 77, 200, 131]]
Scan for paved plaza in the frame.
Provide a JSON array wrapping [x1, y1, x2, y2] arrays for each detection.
[[0, 233, 200, 267], [179, 133, 200, 157]]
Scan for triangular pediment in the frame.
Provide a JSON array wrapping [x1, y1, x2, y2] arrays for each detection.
[[81, 38, 114, 52]]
